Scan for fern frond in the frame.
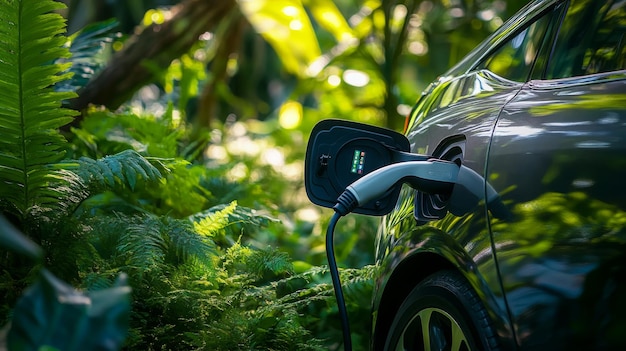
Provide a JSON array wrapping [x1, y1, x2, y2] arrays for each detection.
[[72, 109, 185, 159], [246, 247, 294, 281], [71, 149, 164, 191], [339, 265, 377, 307], [222, 204, 279, 228], [26, 166, 87, 222], [162, 217, 217, 267], [193, 201, 238, 238], [0, 0, 78, 221], [148, 161, 210, 217], [223, 240, 253, 264], [116, 214, 166, 273], [58, 19, 119, 93], [191, 201, 279, 242]]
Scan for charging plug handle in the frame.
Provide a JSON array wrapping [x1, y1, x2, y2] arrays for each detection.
[[333, 160, 459, 216]]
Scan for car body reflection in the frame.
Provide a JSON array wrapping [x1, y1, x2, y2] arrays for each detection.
[[371, 0, 626, 349]]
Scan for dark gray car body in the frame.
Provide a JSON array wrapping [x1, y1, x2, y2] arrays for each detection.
[[372, 0, 626, 349]]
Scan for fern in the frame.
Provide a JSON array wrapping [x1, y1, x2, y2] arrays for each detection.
[[193, 201, 238, 238], [116, 214, 166, 274], [0, 0, 78, 222], [246, 247, 294, 282], [70, 149, 164, 191], [58, 19, 119, 93], [70, 109, 187, 159], [163, 216, 216, 267], [192, 201, 279, 245]]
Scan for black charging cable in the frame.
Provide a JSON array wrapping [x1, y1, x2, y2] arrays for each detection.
[[325, 180, 366, 351], [326, 211, 352, 351], [323, 160, 459, 351]]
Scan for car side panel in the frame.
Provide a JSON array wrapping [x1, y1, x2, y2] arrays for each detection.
[[373, 71, 521, 349], [487, 74, 626, 350]]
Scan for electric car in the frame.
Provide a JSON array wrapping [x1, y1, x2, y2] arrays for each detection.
[[305, 0, 626, 350], [370, 0, 626, 350]]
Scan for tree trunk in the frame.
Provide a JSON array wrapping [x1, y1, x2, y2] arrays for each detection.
[[67, 0, 236, 127]]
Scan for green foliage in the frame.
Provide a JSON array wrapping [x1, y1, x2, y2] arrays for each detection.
[[8, 269, 131, 351], [57, 105, 377, 349], [70, 149, 164, 191], [58, 19, 120, 93], [0, 0, 78, 223], [0, 216, 130, 351], [69, 109, 188, 159]]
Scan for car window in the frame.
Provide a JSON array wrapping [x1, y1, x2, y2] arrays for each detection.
[[546, 0, 626, 79], [475, 13, 552, 82]]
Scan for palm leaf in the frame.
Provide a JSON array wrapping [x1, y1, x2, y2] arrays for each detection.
[[0, 0, 78, 221]]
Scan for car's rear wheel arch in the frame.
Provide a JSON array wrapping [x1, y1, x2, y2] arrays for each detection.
[[373, 251, 456, 351]]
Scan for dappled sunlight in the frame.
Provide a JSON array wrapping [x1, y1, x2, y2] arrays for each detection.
[[327, 74, 341, 86], [343, 69, 370, 87], [239, 0, 321, 76], [261, 147, 285, 168], [295, 207, 321, 223], [279, 100, 303, 129]]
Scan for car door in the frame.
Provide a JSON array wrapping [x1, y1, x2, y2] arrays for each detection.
[[383, 4, 560, 345], [486, 0, 626, 349]]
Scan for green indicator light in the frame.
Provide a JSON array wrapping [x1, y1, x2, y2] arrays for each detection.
[[351, 150, 361, 173], [351, 149, 366, 174]]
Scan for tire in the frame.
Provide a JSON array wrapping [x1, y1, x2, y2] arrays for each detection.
[[384, 270, 501, 351]]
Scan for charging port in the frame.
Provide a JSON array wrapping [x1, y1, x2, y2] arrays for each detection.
[[415, 136, 465, 223]]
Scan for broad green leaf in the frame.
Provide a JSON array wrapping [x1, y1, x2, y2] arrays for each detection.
[[239, 0, 321, 77], [0, 215, 43, 261], [7, 269, 131, 351], [302, 0, 355, 43]]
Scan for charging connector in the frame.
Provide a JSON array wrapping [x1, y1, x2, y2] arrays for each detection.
[[333, 160, 459, 216]]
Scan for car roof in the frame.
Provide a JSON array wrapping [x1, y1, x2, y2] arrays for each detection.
[[443, 0, 566, 78]]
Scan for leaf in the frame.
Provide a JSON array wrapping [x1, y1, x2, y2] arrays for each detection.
[[239, 0, 321, 77], [193, 201, 238, 237], [7, 269, 131, 351], [302, 0, 355, 44], [0, 0, 79, 220], [58, 19, 120, 92], [70, 149, 164, 191], [0, 215, 43, 261], [164, 217, 217, 267], [192, 202, 279, 231], [117, 214, 166, 273], [246, 247, 294, 281]]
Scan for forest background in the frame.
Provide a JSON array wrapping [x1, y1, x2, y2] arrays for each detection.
[[0, 0, 526, 349]]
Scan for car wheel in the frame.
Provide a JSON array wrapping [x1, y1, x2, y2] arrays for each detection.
[[384, 270, 501, 351]]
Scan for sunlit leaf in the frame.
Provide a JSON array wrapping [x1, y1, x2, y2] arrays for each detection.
[[239, 0, 321, 77], [302, 0, 355, 43]]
